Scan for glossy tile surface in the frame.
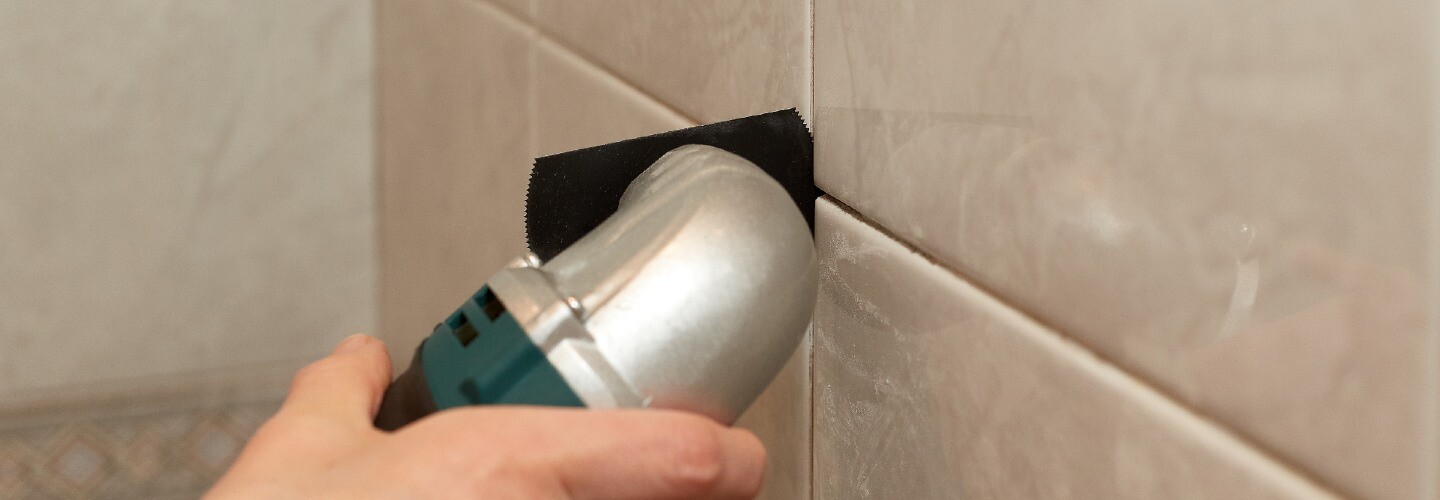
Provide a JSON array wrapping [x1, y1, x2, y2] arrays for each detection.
[[534, 37, 691, 156], [735, 331, 811, 500], [812, 199, 1332, 499], [488, 0, 532, 20], [815, 2, 1435, 497], [0, 1, 375, 402], [534, 35, 809, 500], [377, 0, 533, 361], [532, 0, 811, 122]]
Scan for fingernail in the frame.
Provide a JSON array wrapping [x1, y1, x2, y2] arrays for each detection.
[[335, 334, 372, 354]]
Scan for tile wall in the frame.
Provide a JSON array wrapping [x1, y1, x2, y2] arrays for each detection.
[[379, 0, 1434, 498], [0, 1, 375, 497]]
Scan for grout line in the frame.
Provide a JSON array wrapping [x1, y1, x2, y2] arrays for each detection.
[[472, 0, 703, 125], [523, 5, 540, 162], [819, 194, 1349, 498], [1428, 1, 1440, 498], [370, 0, 389, 343], [806, 2, 817, 499], [1429, 3, 1440, 497], [806, 326, 817, 500], [530, 36, 694, 130]]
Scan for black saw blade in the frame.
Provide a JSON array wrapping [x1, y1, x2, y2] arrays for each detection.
[[525, 108, 815, 261]]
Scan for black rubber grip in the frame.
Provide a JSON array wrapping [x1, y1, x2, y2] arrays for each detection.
[[374, 341, 438, 431]]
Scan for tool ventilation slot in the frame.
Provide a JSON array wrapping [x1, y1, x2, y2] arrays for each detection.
[[479, 288, 505, 320], [448, 287, 509, 347], [447, 312, 478, 347]]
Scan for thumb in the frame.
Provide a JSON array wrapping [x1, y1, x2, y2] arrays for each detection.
[[280, 334, 393, 425]]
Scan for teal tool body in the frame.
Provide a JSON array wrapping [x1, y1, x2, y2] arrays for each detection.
[[423, 286, 583, 409]]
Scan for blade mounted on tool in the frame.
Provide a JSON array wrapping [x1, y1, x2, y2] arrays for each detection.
[[525, 108, 815, 260]]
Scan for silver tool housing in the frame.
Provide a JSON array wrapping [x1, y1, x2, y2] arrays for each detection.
[[487, 144, 818, 424]]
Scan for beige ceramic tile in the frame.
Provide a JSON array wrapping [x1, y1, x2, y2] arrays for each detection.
[[812, 199, 1333, 499], [376, 0, 533, 363], [485, 0, 532, 21], [733, 330, 810, 500], [534, 38, 692, 156], [815, 1, 1435, 497], [0, 1, 374, 403], [532, 0, 811, 123], [535, 37, 810, 500]]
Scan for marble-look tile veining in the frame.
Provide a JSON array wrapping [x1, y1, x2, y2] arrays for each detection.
[[813, 198, 1333, 499], [815, 1, 1434, 497], [0, 0, 375, 405]]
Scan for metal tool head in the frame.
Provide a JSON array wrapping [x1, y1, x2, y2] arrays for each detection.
[[526, 108, 815, 260], [496, 144, 818, 423]]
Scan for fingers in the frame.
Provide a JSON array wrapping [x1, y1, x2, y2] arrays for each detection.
[[281, 334, 393, 425], [424, 408, 766, 500], [544, 410, 765, 500]]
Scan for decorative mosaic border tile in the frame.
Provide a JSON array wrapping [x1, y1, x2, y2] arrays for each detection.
[[0, 396, 281, 499]]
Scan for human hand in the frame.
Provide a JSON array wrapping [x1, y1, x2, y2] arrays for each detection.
[[206, 334, 767, 499]]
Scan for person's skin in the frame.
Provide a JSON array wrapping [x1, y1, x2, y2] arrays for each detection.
[[206, 334, 767, 499]]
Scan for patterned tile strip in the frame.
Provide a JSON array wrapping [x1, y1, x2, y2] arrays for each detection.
[[0, 397, 281, 499]]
